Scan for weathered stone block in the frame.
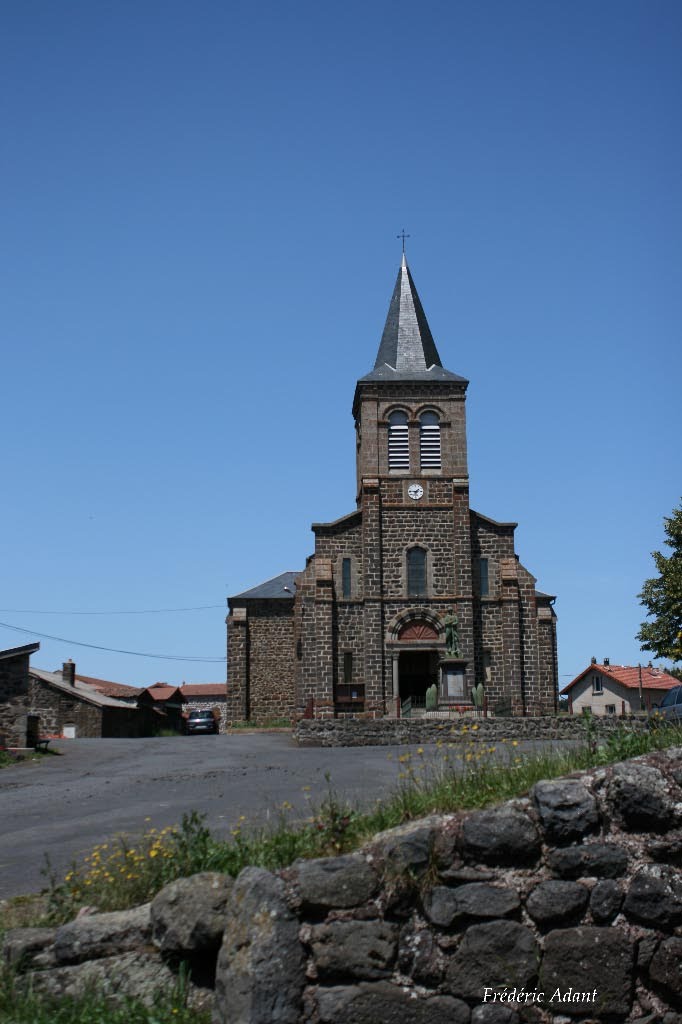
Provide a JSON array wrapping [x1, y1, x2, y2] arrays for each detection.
[[398, 921, 443, 987], [372, 817, 439, 876], [460, 807, 540, 866], [2, 926, 56, 969], [525, 880, 588, 927], [649, 937, 682, 1001], [445, 921, 539, 1000], [293, 854, 378, 910], [54, 904, 151, 965], [624, 865, 682, 929], [590, 879, 622, 924], [23, 951, 186, 1008], [607, 762, 678, 833], [539, 927, 634, 1017], [547, 842, 628, 879], [151, 871, 234, 955], [424, 883, 519, 927], [532, 779, 598, 845], [647, 830, 682, 865], [213, 866, 305, 1024], [308, 919, 398, 981], [315, 982, 471, 1024]]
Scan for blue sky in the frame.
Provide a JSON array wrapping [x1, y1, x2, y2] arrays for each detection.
[[2, 0, 680, 688]]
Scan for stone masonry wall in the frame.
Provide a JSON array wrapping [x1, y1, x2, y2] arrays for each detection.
[[0, 649, 31, 746], [294, 714, 647, 747], [25, 677, 103, 738], [244, 600, 296, 724], [8, 747, 681, 1022]]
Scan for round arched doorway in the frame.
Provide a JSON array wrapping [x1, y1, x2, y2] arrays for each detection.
[[387, 614, 443, 707]]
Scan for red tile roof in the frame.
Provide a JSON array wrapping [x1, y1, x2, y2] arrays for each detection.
[[138, 685, 186, 702], [181, 684, 227, 697], [76, 674, 141, 699], [561, 664, 679, 695]]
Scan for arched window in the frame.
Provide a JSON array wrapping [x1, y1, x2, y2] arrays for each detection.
[[407, 546, 427, 597], [388, 410, 409, 470], [419, 411, 441, 469]]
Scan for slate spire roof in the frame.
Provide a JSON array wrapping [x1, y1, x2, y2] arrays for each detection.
[[359, 255, 467, 384]]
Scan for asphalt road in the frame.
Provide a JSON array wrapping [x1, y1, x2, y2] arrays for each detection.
[[0, 734, 570, 899]]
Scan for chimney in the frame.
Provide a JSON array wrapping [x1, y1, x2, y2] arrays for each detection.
[[603, 657, 610, 666], [590, 656, 597, 665], [63, 660, 76, 686]]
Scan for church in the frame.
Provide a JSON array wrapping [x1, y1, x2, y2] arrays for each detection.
[[226, 256, 558, 722]]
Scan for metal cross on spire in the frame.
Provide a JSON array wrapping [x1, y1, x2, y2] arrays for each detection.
[[396, 229, 410, 254]]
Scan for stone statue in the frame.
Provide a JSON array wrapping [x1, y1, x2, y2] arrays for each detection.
[[443, 608, 460, 657]]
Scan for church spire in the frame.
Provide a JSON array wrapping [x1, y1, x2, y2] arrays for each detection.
[[359, 257, 467, 383]]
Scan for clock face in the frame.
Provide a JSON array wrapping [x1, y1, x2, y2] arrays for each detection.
[[408, 483, 424, 500]]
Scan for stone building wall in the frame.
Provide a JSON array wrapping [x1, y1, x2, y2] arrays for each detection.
[[227, 599, 296, 723], [0, 649, 32, 746], [25, 678, 104, 738]]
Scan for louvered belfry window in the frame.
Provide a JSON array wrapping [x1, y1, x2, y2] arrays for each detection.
[[388, 410, 410, 470], [419, 411, 441, 469]]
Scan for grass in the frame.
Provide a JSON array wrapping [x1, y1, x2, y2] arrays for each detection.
[[0, 965, 210, 1024], [2, 719, 680, 1024]]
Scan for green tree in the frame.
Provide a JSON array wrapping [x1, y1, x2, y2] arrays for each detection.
[[637, 500, 682, 663]]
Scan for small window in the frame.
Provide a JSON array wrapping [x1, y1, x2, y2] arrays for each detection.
[[407, 546, 427, 597], [419, 411, 441, 469], [483, 650, 492, 684], [605, 704, 616, 715], [479, 558, 489, 597], [388, 410, 409, 470], [342, 557, 351, 599], [343, 652, 353, 684], [581, 706, 592, 715], [592, 675, 603, 694]]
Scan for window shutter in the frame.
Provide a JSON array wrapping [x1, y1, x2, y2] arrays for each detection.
[[419, 411, 441, 469], [388, 411, 409, 470]]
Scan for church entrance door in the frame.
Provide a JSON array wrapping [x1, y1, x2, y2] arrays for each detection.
[[399, 651, 438, 704]]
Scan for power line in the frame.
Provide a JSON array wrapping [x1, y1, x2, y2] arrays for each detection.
[[0, 604, 224, 615], [0, 621, 226, 662]]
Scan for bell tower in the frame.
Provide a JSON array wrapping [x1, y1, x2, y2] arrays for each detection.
[[351, 255, 475, 710]]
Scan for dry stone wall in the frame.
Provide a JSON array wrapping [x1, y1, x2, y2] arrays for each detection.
[[4, 748, 682, 1023], [294, 714, 647, 746]]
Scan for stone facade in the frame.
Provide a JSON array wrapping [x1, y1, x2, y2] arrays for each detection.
[[0, 644, 39, 747], [227, 259, 558, 722], [226, 599, 297, 724]]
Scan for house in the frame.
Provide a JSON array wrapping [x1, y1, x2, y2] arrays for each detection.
[[0, 645, 144, 745], [0, 643, 41, 746], [227, 255, 558, 723], [561, 661, 679, 715], [137, 682, 186, 733]]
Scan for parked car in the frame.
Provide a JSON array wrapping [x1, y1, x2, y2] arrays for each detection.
[[650, 684, 682, 725], [185, 710, 219, 735]]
